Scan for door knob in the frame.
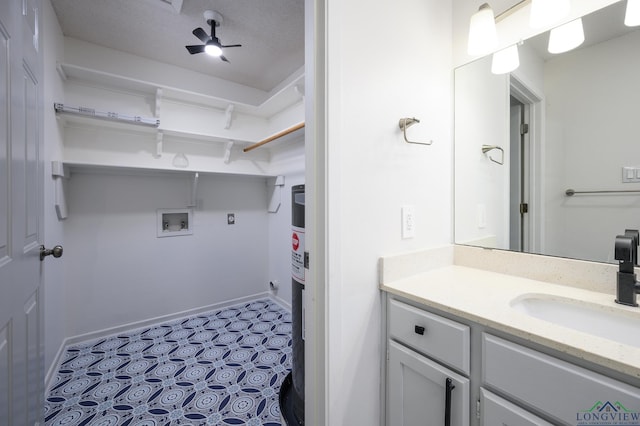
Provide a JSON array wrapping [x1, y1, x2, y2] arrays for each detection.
[[40, 245, 63, 261]]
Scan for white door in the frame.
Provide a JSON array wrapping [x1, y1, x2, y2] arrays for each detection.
[[0, 0, 45, 424]]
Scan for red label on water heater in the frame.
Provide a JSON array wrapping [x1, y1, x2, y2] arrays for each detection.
[[292, 233, 300, 251], [292, 226, 305, 282]]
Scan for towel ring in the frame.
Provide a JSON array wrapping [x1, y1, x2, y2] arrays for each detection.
[[481, 145, 504, 165], [398, 117, 433, 146]]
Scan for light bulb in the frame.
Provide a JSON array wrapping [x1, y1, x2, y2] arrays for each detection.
[[468, 3, 498, 56], [548, 18, 584, 54], [205, 43, 222, 57], [625, 0, 640, 27], [530, 0, 571, 29], [491, 44, 520, 74]]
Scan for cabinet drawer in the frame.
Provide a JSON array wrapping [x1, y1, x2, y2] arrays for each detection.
[[480, 388, 553, 426], [483, 334, 640, 424], [388, 298, 470, 374]]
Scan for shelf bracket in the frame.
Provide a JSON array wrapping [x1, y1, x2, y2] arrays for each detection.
[[155, 88, 163, 119], [225, 104, 235, 129], [52, 161, 69, 220], [188, 172, 199, 208], [294, 84, 305, 101], [154, 131, 163, 159], [268, 175, 285, 213], [55, 62, 67, 81], [223, 141, 234, 164]]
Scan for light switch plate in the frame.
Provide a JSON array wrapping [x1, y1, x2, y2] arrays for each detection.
[[622, 166, 640, 183]]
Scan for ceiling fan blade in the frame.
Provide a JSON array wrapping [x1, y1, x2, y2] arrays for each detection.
[[220, 44, 242, 48], [220, 55, 230, 63], [192, 27, 210, 43], [186, 45, 205, 54]]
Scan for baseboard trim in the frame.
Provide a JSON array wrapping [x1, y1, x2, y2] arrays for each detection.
[[44, 292, 286, 391], [269, 292, 292, 310]]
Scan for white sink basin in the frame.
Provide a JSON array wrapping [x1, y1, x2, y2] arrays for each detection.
[[510, 294, 640, 348]]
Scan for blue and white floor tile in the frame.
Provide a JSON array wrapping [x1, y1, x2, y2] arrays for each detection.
[[44, 299, 292, 426]]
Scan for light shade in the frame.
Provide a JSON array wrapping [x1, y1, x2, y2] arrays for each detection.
[[205, 43, 222, 57], [530, 0, 571, 29], [491, 44, 520, 74], [548, 18, 584, 54], [626, 0, 640, 27], [467, 3, 497, 56]]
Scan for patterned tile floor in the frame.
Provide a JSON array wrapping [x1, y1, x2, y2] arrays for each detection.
[[44, 299, 292, 426]]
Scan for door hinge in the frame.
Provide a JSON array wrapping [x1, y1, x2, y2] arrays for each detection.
[[476, 399, 481, 420], [520, 123, 529, 135], [520, 203, 529, 214], [304, 251, 309, 269]]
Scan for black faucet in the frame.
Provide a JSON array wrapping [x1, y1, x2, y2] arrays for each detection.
[[614, 229, 640, 306]]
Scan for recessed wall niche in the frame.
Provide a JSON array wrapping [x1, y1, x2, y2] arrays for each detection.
[[157, 208, 193, 238]]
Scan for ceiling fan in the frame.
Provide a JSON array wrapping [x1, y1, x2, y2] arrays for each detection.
[[185, 10, 241, 62]]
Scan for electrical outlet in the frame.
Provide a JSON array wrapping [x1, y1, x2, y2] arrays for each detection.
[[227, 213, 235, 225], [401, 205, 415, 239]]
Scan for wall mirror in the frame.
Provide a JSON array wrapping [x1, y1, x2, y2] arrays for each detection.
[[454, 0, 640, 264]]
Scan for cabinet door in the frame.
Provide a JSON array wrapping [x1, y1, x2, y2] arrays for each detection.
[[388, 340, 469, 426]]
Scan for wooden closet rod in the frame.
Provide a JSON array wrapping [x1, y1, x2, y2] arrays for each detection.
[[243, 122, 305, 153]]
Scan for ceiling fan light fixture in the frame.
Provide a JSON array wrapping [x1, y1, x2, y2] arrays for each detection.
[[205, 43, 222, 57]]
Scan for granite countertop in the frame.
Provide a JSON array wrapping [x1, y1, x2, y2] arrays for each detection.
[[381, 263, 640, 379]]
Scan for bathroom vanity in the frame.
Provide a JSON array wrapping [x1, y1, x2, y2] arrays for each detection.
[[380, 245, 640, 426]]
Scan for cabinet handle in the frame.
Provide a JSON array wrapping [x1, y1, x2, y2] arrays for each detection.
[[414, 325, 425, 335], [444, 377, 455, 426]]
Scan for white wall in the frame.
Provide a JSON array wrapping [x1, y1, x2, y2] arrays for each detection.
[[543, 30, 640, 263], [42, 0, 67, 374], [267, 155, 305, 307], [324, 0, 453, 424], [63, 172, 272, 336]]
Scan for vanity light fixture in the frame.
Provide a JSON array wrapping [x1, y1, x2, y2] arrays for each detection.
[[625, 0, 640, 27], [467, 3, 498, 55], [467, 0, 575, 58], [491, 44, 520, 74], [529, 0, 571, 29], [548, 18, 584, 54]]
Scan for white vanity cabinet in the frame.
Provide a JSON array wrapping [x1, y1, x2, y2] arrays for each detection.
[[386, 298, 470, 426], [383, 294, 640, 426], [482, 333, 640, 425]]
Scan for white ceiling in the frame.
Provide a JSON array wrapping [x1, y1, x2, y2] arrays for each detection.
[[50, 0, 305, 92]]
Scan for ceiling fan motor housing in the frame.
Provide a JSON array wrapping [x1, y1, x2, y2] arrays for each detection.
[[204, 10, 223, 26]]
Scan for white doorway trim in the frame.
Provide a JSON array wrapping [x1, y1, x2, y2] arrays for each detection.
[[510, 75, 545, 255]]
